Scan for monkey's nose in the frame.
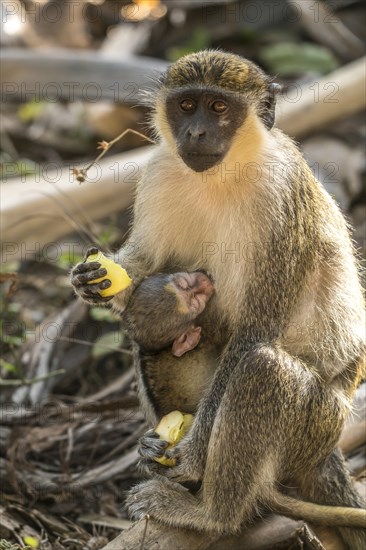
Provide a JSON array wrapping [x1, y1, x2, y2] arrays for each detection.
[[187, 129, 206, 141]]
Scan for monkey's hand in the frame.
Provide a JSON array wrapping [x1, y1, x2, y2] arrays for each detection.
[[162, 435, 205, 483], [137, 429, 170, 477], [71, 247, 113, 305]]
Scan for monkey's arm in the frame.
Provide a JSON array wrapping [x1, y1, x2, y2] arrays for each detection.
[[70, 237, 153, 309]]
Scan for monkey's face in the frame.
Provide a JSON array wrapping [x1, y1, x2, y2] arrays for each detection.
[[165, 87, 247, 172]]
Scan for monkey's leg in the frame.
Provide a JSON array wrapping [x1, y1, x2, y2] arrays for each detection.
[[127, 348, 294, 533], [127, 345, 350, 533], [164, 343, 343, 484], [298, 448, 366, 550]]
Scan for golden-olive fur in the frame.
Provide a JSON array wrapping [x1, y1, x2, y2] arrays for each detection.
[[72, 51, 366, 547]]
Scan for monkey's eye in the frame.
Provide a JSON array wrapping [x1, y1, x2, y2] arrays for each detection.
[[180, 99, 196, 112], [211, 100, 228, 113]]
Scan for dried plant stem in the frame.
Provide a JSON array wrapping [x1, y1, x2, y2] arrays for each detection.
[[140, 515, 150, 550], [0, 368, 65, 387], [73, 129, 156, 183]]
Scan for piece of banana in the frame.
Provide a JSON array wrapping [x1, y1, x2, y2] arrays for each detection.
[[154, 410, 194, 467], [85, 251, 131, 297]]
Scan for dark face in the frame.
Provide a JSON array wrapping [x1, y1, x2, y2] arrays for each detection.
[[165, 87, 247, 172]]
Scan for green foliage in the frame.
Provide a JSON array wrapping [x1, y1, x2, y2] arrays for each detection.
[[0, 152, 38, 179], [92, 331, 126, 359], [0, 540, 31, 550], [90, 306, 120, 323], [0, 311, 24, 348], [57, 251, 84, 271], [0, 358, 18, 374], [98, 223, 119, 248], [18, 100, 45, 123], [167, 29, 211, 61], [259, 42, 339, 75]]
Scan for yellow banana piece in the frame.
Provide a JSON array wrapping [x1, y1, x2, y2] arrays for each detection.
[[85, 251, 131, 297], [154, 410, 194, 467]]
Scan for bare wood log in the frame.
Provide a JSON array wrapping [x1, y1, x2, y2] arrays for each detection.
[[1, 147, 152, 261], [339, 383, 366, 454], [340, 417, 366, 455], [355, 479, 366, 502], [276, 56, 366, 138], [0, 49, 167, 103], [311, 526, 345, 550], [347, 446, 366, 476], [1, 59, 365, 260], [294, 0, 364, 61], [215, 517, 307, 550], [102, 516, 306, 550], [102, 519, 220, 550]]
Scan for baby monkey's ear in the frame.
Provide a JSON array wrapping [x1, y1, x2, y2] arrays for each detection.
[[262, 82, 282, 130], [172, 326, 202, 357]]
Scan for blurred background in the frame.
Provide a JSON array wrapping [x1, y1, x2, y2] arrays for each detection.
[[0, 1, 365, 549]]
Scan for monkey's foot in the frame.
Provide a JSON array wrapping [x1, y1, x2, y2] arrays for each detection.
[[126, 478, 202, 527], [164, 438, 205, 483]]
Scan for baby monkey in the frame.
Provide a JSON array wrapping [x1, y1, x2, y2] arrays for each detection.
[[123, 272, 214, 357]]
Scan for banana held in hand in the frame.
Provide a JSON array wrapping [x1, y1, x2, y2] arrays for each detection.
[[154, 410, 194, 467], [86, 251, 132, 297]]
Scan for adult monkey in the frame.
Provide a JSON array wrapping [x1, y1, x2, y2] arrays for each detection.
[[71, 51, 366, 546]]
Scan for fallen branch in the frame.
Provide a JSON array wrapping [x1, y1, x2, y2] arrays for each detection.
[[1, 147, 152, 261], [0, 49, 168, 103], [102, 516, 314, 550], [339, 383, 366, 454], [2, 58, 365, 260], [276, 56, 366, 138], [0, 368, 65, 387], [295, 0, 364, 61]]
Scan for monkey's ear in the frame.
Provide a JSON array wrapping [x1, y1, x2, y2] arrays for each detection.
[[261, 82, 282, 130], [172, 326, 202, 357]]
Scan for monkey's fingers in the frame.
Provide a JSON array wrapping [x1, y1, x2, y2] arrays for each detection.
[[85, 295, 113, 304], [164, 445, 181, 461], [84, 246, 100, 260], [71, 278, 113, 304], [71, 264, 113, 305], [142, 428, 160, 439], [71, 261, 104, 278], [84, 280, 112, 294], [139, 430, 168, 460]]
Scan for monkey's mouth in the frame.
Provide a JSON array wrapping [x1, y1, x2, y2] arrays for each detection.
[[181, 151, 224, 172]]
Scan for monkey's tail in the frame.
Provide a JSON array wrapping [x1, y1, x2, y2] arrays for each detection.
[[270, 490, 366, 528]]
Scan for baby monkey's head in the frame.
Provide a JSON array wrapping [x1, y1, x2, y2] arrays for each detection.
[[124, 272, 214, 357]]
